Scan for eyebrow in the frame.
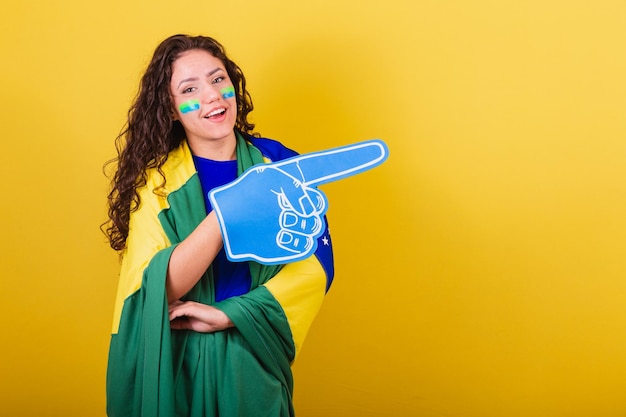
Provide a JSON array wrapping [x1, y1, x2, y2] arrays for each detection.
[[176, 67, 224, 89]]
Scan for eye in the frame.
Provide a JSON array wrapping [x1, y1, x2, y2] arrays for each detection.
[[212, 76, 225, 84], [182, 86, 196, 94]]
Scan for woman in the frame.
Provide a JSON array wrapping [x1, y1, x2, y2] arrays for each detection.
[[104, 34, 334, 417]]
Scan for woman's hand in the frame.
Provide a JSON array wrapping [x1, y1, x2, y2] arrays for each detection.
[[168, 300, 234, 333]]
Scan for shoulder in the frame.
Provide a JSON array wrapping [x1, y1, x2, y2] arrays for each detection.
[[143, 140, 196, 195], [248, 136, 299, 162]]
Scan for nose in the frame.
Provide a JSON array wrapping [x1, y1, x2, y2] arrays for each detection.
[[202, 85, 221, 103]]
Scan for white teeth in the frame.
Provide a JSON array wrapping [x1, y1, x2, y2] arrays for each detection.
[[207, 108, 225, 117]]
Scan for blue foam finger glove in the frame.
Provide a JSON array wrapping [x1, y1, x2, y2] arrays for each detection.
[[209, 139, 389, 264]]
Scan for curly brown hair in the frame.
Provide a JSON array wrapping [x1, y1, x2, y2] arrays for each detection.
[[103, 34, 257, 251]]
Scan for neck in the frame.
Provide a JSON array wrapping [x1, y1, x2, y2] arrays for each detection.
[[188, 133, 237, 161]]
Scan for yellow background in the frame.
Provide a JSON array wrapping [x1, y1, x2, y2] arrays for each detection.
[[1, 1, 625, 416]]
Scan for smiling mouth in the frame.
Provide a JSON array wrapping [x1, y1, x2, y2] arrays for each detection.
[[205, 108, 226, 118]]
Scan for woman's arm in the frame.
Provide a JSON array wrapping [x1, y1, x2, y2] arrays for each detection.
[[165, 211, 233, 332], [166, 211, 223, 303]]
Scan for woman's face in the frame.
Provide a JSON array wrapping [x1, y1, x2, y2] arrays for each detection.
[[169, 49, 237, 153]]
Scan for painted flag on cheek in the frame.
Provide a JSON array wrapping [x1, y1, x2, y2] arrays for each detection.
[[179, 99, 201, 114]]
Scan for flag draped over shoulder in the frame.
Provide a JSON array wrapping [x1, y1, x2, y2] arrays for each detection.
[[106, 135, 331, 417]]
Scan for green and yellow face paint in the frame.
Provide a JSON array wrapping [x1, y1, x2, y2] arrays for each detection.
[[178, 99, 200, 114], [221, 86, 235, 99]]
